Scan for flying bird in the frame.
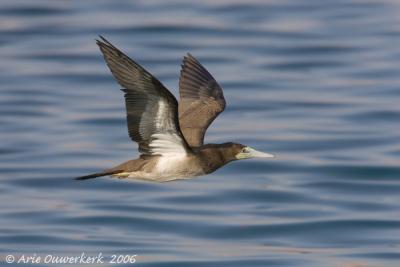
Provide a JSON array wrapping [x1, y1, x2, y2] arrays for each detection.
[[76, 36, 274, 182]]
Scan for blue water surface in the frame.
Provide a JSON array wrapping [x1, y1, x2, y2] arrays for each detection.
[[0, 1, 400, 266]]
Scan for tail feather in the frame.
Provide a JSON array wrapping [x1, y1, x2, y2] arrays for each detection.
[[75, 170, 123, 180]]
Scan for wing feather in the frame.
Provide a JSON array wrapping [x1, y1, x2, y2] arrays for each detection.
[[97, 36, 189, 156], [178, 54, 226, 147]]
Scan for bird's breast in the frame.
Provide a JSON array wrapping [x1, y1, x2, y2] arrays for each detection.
[[154, 154, 204, 177]]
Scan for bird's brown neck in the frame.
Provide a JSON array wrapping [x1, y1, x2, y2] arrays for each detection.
[[195, 144, 238, 173]]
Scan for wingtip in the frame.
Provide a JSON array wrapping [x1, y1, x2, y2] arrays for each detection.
[[98, 35, 106, 42], [96, 34, 104, 42], [96, 36, 106, 48], [96, 35, 115, 49], [182, 53, 197, 70], [184, 52, 195, 61]]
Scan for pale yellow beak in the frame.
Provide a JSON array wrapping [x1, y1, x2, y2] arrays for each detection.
[[236, 146, 275, 160]]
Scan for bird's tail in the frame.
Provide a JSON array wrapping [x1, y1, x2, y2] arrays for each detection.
[[75, 170, 123, 180]]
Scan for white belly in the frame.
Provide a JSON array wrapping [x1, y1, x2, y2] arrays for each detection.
[[154, 155, 187, 173], [114, 155, 205, 182]]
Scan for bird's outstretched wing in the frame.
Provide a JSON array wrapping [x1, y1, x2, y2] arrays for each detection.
[[97, 36, 190, 156], [178, 54, 226, 147]]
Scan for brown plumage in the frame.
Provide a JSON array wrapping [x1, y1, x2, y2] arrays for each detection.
[[76, 36, 274, 182], [179, 54, 226, 147]]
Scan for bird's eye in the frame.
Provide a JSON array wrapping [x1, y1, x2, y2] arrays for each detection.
[[242, 147, 249, 153]]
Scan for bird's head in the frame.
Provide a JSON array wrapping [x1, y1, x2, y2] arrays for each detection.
[[221, 143, 274, 161]]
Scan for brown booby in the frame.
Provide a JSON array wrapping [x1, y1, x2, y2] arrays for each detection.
[[76, 36, 274, 182]]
